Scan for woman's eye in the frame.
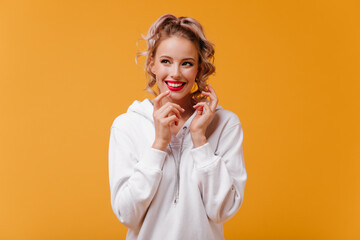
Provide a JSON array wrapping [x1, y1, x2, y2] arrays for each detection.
[[183, 62, 193, 66], [161, 59, 170, 64]]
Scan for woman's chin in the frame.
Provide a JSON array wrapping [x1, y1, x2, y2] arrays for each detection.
[[168, 93, 192, 104], [158, 87, 191, 104]]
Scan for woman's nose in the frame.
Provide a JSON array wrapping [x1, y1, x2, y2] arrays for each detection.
[[170, 65, 181, 79]]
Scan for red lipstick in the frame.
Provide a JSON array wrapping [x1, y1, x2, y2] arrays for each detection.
[[165, 80, 186, 91]]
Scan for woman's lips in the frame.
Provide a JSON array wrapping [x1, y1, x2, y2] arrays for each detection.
[[165, 80, 186, 91]]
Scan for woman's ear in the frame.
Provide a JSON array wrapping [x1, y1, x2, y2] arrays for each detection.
[[149, 57, 155, 74]]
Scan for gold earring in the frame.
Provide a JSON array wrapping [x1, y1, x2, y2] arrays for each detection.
[[191, 79, 199, 93]]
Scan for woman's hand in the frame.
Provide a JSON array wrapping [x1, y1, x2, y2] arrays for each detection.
[[190, 84, 218, 148], [152, 91, 185, 151]]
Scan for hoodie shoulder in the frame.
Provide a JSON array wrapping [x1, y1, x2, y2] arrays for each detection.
[[214, 107, 241, 127], [111, 112, 134, 129]]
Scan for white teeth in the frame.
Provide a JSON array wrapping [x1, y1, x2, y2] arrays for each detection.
[[167, 82, 183, 87]]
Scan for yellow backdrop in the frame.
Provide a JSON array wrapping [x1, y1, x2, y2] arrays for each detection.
[[1, 0, 359, 239]]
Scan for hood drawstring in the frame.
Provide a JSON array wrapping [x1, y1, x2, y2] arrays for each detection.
[[169, 125, 187, 205]]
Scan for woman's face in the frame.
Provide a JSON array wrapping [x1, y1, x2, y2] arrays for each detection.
[[150, 36, 199, 106]]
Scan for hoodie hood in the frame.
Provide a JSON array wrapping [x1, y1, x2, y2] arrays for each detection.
[[127, 99, 154, 123]]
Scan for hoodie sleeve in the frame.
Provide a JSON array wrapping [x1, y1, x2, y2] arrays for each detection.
[[190, 122, 247, 224], [108, 124, 166, 229]]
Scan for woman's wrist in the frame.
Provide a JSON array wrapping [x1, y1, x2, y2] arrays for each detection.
[[152, 139, 168, 152], [191, 133, 207, 148]]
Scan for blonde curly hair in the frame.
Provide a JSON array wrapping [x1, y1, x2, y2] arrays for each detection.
[[136, 14, 215, 104]]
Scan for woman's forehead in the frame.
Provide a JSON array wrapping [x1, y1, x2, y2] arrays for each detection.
[[156, 36, 198, 60]]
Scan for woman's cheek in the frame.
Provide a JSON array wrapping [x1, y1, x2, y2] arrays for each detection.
[[184, 69, 197, 78], [158, 68, 169, 80]]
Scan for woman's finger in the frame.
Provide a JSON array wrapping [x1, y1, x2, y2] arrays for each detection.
[[207, 84, 217, 97], [204, 84, 218, 112], [159, 105, 182, 119], [159, 102, 184, 117], [163, 114, 179, 126], [201, 91, 214, 106], [201, 86, 216, 100], [199, 101, 210, 114], [194, 105, 203, 117], [153, 91, 171, 110], [194, 102, 210, 115]]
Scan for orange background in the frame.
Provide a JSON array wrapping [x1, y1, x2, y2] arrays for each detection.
[[1, 0, 359, 239]]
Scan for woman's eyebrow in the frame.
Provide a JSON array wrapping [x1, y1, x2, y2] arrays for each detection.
[[183, 58, 195, 61], [160, 55, 195, 61]]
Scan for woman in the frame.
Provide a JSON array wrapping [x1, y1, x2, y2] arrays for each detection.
[[108, 14, 247, 240]]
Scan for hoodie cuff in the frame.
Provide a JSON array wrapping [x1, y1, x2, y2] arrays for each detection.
[[191, 143, 218, 169], [138, 147, 167, 171]]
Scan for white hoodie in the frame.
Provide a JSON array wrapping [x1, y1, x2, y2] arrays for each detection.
[[108, 99, 247, 240]]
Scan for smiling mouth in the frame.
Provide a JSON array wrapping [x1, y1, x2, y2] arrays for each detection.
[[165, 81, 186, 87], [165, 81, 186, 91]]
